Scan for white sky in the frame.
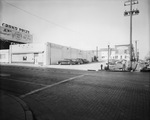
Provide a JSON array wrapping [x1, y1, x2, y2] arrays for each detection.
[[0, 0, 149, 59]]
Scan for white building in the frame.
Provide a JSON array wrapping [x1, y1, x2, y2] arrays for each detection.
[[98, 48, 115, 61], [3, 42, 94, 65], [0, 24, 94, 65], [0, 50, 9, 63], [96, 44, 135, 61], [115, 44, 131, 61]]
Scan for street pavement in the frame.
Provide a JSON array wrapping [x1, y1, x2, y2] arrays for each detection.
[[0, 64, 149, 120], [0, 91, 33, 120]]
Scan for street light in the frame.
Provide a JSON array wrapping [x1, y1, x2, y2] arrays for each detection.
[[124, 0, 139, 71]]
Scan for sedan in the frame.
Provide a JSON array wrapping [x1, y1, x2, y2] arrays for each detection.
[[82, 59, 89, 64], [57, 59, 76, 65], [76, 58, 84, 64]]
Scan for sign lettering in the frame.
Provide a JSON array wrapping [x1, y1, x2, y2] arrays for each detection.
[[2, 23, 30, 34]]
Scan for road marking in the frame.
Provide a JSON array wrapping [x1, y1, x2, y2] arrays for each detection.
[[0, 77, 47, 87], [20, 74, 84, 98]]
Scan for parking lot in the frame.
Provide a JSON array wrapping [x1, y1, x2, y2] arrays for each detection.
[[0, 61, 106, 71], [48, 62, 106, 71], [0, 63, 149, 120]]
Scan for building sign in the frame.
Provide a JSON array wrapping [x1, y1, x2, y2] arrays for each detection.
[[0, 24, 33, 43], [2, 23, 30, 34]]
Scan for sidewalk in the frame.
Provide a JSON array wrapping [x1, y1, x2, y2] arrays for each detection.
[[0, 62, 106, 71], [0, 92, 34, 120]]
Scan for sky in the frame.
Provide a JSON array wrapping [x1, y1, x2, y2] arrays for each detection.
[[0, 0, 149, 59]]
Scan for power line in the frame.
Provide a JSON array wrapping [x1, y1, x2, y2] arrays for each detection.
[[2, 0, 82, 34]]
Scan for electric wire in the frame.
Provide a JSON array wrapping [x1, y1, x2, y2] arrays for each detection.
[[2, 0, 82, 34]]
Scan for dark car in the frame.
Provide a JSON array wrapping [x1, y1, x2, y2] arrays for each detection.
[[76, 58, 84, 64], [140, 64, 150, 72], [140, 66, 150, 72], [57, 59, 76, 65], [71, 59, 79, 64], [82, 59, 89, 63]]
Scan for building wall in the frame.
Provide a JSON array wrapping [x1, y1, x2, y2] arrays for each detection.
[[4, 42, 94, 65], [0, 50, 9, 63], [49, 43, 63, 65], [115, 45, 130, 60], [48, 42, 94, 65], [98, 48, 115, 61], [100, 51, 108, 60], [98, 45, 132, 61], [110, 51, 115, 59], [9, 43, 46, 64], [70, 48, 78, 59], [12, 53, 34, 63], [10, 43, 45, 54]]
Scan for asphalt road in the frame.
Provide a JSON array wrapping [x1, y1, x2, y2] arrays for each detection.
[[0, 64, 149, 120]]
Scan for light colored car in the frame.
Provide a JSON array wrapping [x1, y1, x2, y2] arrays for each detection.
[[105, 61, 123, 70]]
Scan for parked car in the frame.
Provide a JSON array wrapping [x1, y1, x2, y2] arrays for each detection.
[[82, 59, 89, 64], [107, 61, 116, 65], [76, 58, 84, 64], [105, 61, 123, 70], [140, 65, 150, 72], [71, 59, 80, 64], [57, 59, 76, 65]]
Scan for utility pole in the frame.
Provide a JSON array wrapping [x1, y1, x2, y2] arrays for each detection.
[[129, 0, 133, 69], [135, 40, 137, 61], [134, 40, 139, 61], [124, 0, 139, 70], [96, 46, 98, 59], [108, 45, 110, 70]]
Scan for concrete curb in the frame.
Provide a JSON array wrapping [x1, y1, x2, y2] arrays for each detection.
[[7, 94, 34, 120]]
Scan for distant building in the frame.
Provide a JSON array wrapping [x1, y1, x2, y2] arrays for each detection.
[[98, 48, 115, 61], [115, 44, 132, 61], [97, 44, 135, 61], [92, 48, 115, 61]]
